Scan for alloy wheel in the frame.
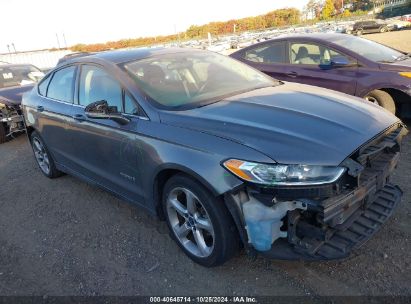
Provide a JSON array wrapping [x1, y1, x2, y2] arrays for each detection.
[[32, 137, 51, 175], [166, 187, 215, 258]]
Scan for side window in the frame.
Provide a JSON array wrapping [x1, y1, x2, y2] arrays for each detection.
[[124, 92, 139, 115], [38, 73, 51, 96], [243, 42, 285, 64], [291, 43, 353, 66], [290, 43, 321, 65], [79, 65, 122, 111], [324, 48, 352, 65], [46, 66, 76, 102]]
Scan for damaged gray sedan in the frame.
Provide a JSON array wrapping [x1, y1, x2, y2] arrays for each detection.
[[22, 48, 408, 266]]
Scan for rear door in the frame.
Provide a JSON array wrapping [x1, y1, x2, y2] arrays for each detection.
[[33, 65, 77, 167], [68, 64, 145, 203], [234, 41, 289, 80], [283, 41, 358, 95]]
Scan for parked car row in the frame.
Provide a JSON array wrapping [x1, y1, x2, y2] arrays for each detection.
[[20, 45, 408, 266]]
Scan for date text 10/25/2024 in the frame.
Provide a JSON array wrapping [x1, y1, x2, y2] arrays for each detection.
[[150, 297, 257, 303]]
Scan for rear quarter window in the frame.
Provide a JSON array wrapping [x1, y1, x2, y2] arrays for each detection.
[[46, 66, 76, 103], [38, 74, 52, 96]]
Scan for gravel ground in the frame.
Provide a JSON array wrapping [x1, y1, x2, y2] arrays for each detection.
[[366, 29, 411, 53], [0, 124, 410, 296], [1, 31, 411, 297]]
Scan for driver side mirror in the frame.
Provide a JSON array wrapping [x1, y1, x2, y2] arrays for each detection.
[[330, 56, 355, 68], [320, 56, 356, 69], [85, 100, 130, 125]]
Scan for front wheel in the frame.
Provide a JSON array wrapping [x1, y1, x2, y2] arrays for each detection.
[[30, 131, 63, 178], [365, 90, 396, 114], [380, 26, 388, 33], [163, 174, 239, 267], [356, 29, 363, 36]]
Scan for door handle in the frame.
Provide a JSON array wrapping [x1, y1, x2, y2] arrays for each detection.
[[36, 106, 44, 112], [72, 114, 86, 122], [287, 71, 298, 78]]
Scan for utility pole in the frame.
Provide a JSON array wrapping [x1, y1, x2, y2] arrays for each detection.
[[56, 33, 61, 49], [11, 43, 16, 53], [62, 33, 67, 48], [6, 44, 10, 54]]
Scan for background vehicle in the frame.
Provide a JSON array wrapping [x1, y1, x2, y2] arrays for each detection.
[[0, 63, 43, 143], [22, 48, 407, 267], [231, 33, 411, 118], [346, 20, 389, 35], [0, 63, 44, 88], [387, 19, 411, 30], [401, 14, 411, 22]]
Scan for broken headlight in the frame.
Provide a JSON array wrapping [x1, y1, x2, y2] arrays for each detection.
[[223, 159, 345, 186]]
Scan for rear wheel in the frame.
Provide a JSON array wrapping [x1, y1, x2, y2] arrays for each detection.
[[365, 90, 396, 114], [163, 174, 239, 267], [0, 123, 6, 144], [380, 26, 388, 33], [30, 131, 63, 178], [356, 29, 363, 36]]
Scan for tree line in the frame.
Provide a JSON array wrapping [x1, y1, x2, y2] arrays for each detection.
[[71, 8, 300, 52], [70, 1, 375, 53]]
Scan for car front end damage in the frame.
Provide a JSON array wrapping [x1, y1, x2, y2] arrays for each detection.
[[224, 123, 408, 260], [0, 85, 34, 143], [0, 99, 25, 142]]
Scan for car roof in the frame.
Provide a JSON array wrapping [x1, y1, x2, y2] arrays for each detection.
[[73, 47, 198, 65], [254, 33, 350, 43]]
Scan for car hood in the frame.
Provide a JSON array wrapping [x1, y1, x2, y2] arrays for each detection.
[[159, 83, 400, 166], [0, 84, 34, 106]]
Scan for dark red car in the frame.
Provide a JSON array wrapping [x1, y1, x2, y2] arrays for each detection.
[[230, 33, 411, 118]]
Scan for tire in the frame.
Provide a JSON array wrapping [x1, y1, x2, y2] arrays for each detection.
[[380, 27, 387, 33], [346, 30, 352, 35], [0, 123, 6, 144], [365, 90, 396, 114], [162, 174, 239, 267], [30, 131, 63, 178], [356, 29, 363, 36]]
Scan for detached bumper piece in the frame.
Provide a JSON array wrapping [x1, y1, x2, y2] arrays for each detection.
[[267, 183, 402, 261]]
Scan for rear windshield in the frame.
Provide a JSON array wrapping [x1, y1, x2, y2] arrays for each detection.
[[0, 65, 44, 88]]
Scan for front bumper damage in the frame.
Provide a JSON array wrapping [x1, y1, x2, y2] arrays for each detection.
[[0, 103, 25, 138], [225, 123, 408, 260]]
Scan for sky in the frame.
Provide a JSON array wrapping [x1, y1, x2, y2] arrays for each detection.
[[0, 0, 307, 53]]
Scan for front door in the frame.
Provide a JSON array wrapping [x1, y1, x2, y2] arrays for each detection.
[[283, 41, 358, 95], [68, 64, 145, 203]]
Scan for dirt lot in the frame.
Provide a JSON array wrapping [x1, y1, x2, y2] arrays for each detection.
[[366, 29, 411, 53], [0, 127, 410, 297], [1, 32, 411, 297]]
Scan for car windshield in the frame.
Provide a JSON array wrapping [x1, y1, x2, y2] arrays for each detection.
[[0, 64, 44, 88], [123, 51, 277, 110], [331, 35, 404, 63]]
